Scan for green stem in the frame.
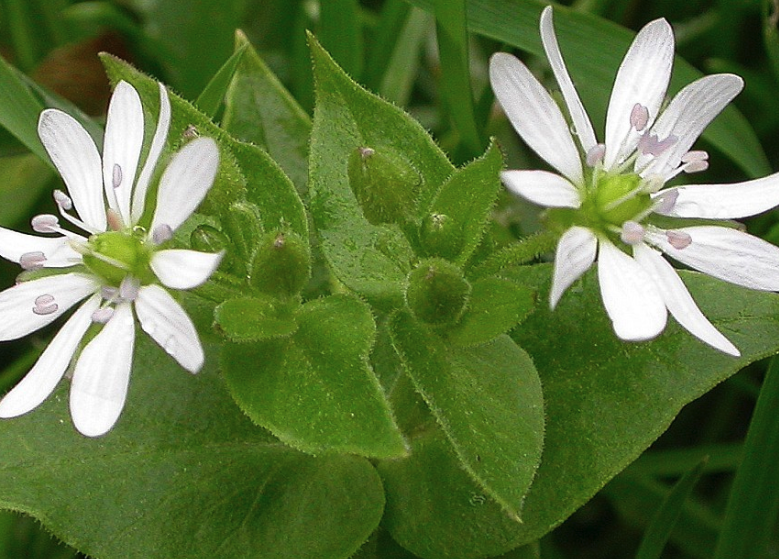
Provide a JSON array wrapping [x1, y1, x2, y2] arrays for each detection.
[[470, 230, 557, 279]]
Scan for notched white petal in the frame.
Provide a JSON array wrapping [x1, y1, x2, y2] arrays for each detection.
[[648, 226, 779, 291], [633, 244, 739, 356], [550, 226, 597, 308], [150, 249, 223, 290], [150, 137, 220, 234], [136, 285, 204, 373], [0, 296, 100, 418], [38, 109, 106, 231], [597, 240, 667, 341], [489, 52, 583, 184], [70, 302, 135, 437], [0, 273, 99, 341], [656, 173, 779, 219], [0, 228, 81, 267], [501, 170, 581, 209], [539, 6, 597, 153]]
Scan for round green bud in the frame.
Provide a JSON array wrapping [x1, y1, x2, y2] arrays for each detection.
[[593, 173, 650, 226], [406, 258, 471, 325], [250, 231, 310, 297], [347, 146, 421, 225], [190, 224, 229, 254], [419, 212, 464, 261], [83, 231, 151, 286]]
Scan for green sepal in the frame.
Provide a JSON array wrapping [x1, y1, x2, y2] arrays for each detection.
[[214, 296, 298, 342], [347, 145, 422, 225], [405, 258, 471, 325], [445, 277, 536, 347], [418, 140, 503, 265], [250, 230, 311, 297], [222, 294, 408, 458]]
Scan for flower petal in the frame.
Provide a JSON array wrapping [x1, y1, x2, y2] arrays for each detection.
[[550, 226, 597, 308], [150, 137, 219, 234], [501, 170, 581, 208], [597, 240, 667, 341], [38, 109, 106, 231], [633, 243, 739, 356], [604, 18, 674, 170], [136, 285, 204, 373], [102, 81, 145, 226], [489, 52, 583, 184], [647, 226, 779, 291], [0, 273, 99, 341], [0, 295, 100, 418], [69, 302, 135, 437], [0, 228, 81, 267], [131, 82, 172, 224], [150, 249, 223, 290], [539, 6, 597, 153], [655, 173, 779, 219], [637, 74, 743, 177]]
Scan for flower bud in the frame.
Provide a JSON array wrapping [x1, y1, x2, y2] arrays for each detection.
[[190, 225, 229, 254], [406, 258, 471, 325], [347, 146, 421, 225], [419, 212, 464, 261], [250, 231, 310, 297], [222, 201, 264, 270]]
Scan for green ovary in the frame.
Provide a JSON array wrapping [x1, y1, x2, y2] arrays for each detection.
[[591, 173, 650, 227], [82, 231, 152, 286]]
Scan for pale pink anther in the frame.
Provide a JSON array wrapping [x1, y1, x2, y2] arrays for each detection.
[[31, 214, 60, 234], [91, 307, 115, 324], [630, 103, 649, 131], [19, 251, 46, 270], [53, 190, 73, 211], [666, 230, 692, 249], [621, 221, 646, 245], [32, 294, 58, 315], [586, 144, 606, 167]]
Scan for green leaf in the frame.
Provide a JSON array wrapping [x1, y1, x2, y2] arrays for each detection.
[[502, 264, 779, 546], [319, 0, 364, 78], [445, 277, 536, 347], [434, 0, 484, 157], [713, 356, 779, 559], [0, 54, 47, 163], [0, 331, 385, 559], [635, 458, 707, 559], [308, 35, 451, 308], [195, 44, 249, 119], [379, 427, 533, 559], [223, 31, 312, 196], [405, 0, 769, 177], [419, 140, 502, 265], [214, 296, 298, 341], [390, 311, 544, 519], [0, 154, 55, 226], [222, 294, 408, 459]]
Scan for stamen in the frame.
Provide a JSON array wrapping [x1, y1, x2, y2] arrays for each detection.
[[682, 159, 709, 173], [32, 294, 58, 315], [101, 286, 119, 301], [20, 251, 46, 270], [586, 144, 606, 167], [620, 221, 645, 245], [638, 133, 678, 157], [681, 150, 709, 163], [152, 224, 173, 244], [92, 307, 115, 324], [31, 214, 60, 234], [666, 230, 692, 250], [119, 276, 140, 301], [113, 164, 123, 189], [53, 190, 73, 211], [107, 209, 123, 232], [680, 150, 709, 174], [630, 104, 649, 131], [641, 174, 665, 194], [653, 189, 679, 214]]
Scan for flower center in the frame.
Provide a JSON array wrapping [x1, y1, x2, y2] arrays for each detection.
[[592, 173, 651, 227], [82, 230, 153, 286]]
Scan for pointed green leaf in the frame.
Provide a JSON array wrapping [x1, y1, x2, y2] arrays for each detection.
[[406, 0, 769, 177], [0, 54, 47, 163], [0, 331, 385, 559], [445, 277, 535, 347], [502, 264, 779, 545], [308, 35, 451, 308], [223, 31, 312, 196], [390, 311, 544, 518], [223, 294, 408, 458], [195, 44, 248, 118]]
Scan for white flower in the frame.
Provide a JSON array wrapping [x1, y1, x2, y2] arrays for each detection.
[[490, 6, 779, 356], [0, 80, 222, 436]]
